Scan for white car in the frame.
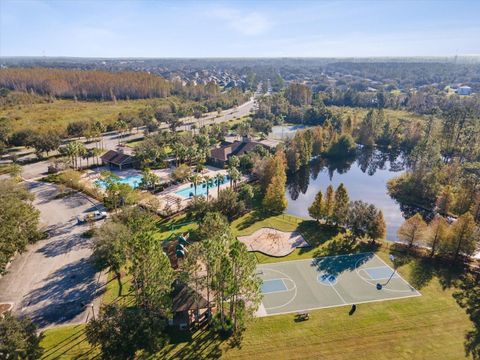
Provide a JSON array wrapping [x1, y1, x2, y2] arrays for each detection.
[[77, 210, 107, 224]]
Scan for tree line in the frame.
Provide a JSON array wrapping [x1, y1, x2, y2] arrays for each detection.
[[0, 179, 41, 274], [397, 212, 479, 261], [308, 183, 386, 242], [0, 68, 171, 100]]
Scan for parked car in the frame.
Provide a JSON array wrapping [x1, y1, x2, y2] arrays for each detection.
[[77, 210, 107, 224]]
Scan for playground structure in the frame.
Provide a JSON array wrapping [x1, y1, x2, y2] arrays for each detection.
[[175, 234, 191, 258], [163, 229, 193, 269], [238, 227, 310, 257]]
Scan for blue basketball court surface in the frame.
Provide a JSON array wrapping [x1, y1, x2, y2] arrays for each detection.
[[255, 252, 421, 317]]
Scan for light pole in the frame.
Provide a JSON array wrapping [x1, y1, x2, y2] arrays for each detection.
[[88, 303, 95, 321]]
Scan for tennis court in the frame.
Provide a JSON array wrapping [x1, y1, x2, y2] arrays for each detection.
[[256, 252, 421, 316]]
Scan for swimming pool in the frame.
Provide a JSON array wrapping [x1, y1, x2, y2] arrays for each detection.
[[175, 175, 230, 198], [95, 175, 143, 189]]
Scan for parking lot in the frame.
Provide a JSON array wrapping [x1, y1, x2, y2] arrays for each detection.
[[0, 181, 107, 329]]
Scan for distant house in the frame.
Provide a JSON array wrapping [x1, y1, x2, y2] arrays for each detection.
[[457, 86, 472, 96], [208, 137, 271, 168], [100, 150, 137, 170]]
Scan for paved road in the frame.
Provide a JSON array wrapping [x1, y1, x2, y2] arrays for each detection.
[[0, 181, 106, 329], [16, 98, 256, 180]]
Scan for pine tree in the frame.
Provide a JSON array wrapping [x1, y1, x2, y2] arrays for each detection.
[[263, 175, 288, 214], [368, 210, 386, 242], [262, 149, 287, 214], [449, 212, 478, 261], [427, 215, 449, 256], [308, 190, 324, 222], [332, 183, 349, 226], [323, 185, 335, 224], [436, 185, 455, 215], [228, 240, 261, 333]]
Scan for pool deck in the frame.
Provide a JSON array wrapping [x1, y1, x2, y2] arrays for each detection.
[[83, 165, 246, 216]]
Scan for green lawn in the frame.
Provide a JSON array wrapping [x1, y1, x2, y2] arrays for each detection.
[[39, 324, 94, 359], [40, 211, 474, 359], [155, 214, 198, 242], [327, 106, 431, 124]]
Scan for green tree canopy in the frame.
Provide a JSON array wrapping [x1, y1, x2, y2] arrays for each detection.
[[0, 312, 43, 360]]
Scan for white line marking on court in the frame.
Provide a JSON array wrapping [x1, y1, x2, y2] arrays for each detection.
[[354, 255, 419, 294], [260, 268, 298, 310], [329, 282, 347, 304], [258, 292, 422, 317], [257, 252, 422, 316], [257, 252, 373, 267], [373, 254, 421, 296], [261, 278, 294, 294], [361, 271, 398, 281], [360, 266, 400, 280]]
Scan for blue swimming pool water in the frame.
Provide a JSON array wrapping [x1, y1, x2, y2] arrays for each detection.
[[261, 279, 287, 294], [95, 175, 143, 189], [175, 175, 230, 198]]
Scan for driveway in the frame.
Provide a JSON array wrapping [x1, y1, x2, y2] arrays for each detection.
[[0, 181, 107, 329]]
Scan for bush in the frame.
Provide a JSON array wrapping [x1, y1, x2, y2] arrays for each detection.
[[170, 164, 192, 183], [326, 134, 356, 159], [212, 188, 246, 221], [211, 313, 234, 339]]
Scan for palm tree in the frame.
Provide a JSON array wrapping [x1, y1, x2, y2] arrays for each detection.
[[92, 120, 106, 149], [190, 173, 202, 196], [215, 173, 224, 197], [227, 167, 241, 189], [83, 148, 95, 168], [91, 147, 103, 167], [64, 142, 77, 169], [76, 142, 87, 169], [203, 175, 211, 200]]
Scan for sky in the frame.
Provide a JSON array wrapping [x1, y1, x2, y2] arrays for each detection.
[[1, 0, 479, 58]]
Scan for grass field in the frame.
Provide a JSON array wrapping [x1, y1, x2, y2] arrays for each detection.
[[327, 106, 430, 124], [0, 96, 188, 133], [39, 211, 473, 359]]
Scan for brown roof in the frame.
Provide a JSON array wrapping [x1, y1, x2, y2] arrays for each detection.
[[209, 140, 265, 162], [172, 283, 209, 312], [100, 150, 135, 165]]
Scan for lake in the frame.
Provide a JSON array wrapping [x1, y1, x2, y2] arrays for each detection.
[[285, 147, 410, 241]]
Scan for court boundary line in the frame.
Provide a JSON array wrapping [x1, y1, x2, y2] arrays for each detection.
[[258, 252, 373, 267], [259, 292, 422, 317]]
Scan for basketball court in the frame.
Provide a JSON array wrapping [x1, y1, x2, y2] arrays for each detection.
[[256, 252, 421, 316]]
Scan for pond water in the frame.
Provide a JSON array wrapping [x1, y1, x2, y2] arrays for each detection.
[[285, 148, 411, 241]]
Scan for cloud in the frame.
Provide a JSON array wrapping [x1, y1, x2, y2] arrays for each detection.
[[209, 7, 271, 36]]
